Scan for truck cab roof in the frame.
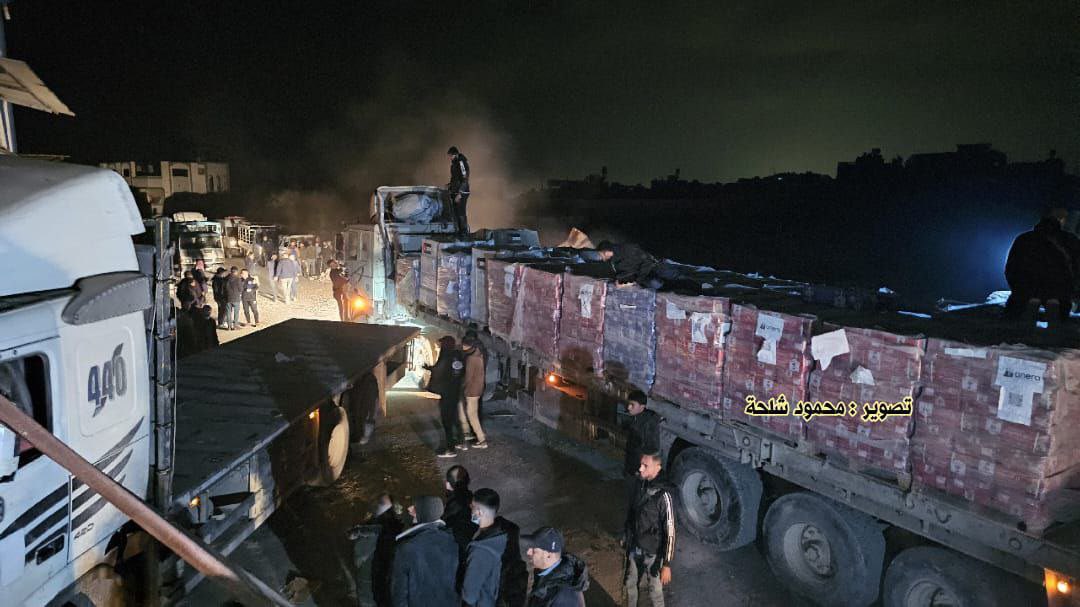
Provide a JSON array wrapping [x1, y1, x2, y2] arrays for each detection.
[[0, 156, 144, 297]]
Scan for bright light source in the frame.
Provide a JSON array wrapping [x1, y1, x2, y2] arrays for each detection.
[[1057, 580, 1070, 594], [352, 297, 367, 311], [189, 496, 200, 508], [308, 411, 317, 420], [547, 373, 557, 384]]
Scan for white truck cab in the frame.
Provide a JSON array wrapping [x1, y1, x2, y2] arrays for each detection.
[[0, 156, 152, 605]]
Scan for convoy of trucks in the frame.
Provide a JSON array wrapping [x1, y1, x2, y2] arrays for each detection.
[[0, 157, 418, 605], [341, 184, 1080, 607]]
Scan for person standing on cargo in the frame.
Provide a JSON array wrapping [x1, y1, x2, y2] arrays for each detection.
[[624, 452, 676, 607], [623, 390, 660, 511], [428, 336, 467, 457], [447, 146, 471, 232], [392, 495, 460, 607], [460, 336, 488, 449]]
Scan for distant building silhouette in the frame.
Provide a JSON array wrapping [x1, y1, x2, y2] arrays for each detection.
[[100, 160, 230, 215]]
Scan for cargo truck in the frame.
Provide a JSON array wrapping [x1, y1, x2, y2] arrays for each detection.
[[345, 183, 1080, 607], [0, 157, 418, 605]]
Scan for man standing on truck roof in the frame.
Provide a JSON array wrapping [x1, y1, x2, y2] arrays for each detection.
[[623, 390, 660, 513], [624, 452, 676, 607], [448, 146, 471, 233]]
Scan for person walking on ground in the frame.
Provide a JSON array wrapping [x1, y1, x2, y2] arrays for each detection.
[[330, 261, 350, 321], [211, 268, 230, 328], [460, 336, 488, 448], [266, 253, 280, 302], [624, 452, 676, 607], [224, 267, 244, 330], [427, 336, 466, 457], [391, 495, 459, 607], [447, 146, 471, 232], [275, 252, 301, 304], [443, 465, 479, 558], [623, 390, 660, 512], [197, 305, 219, 350], [523, 527, 588, 607], [314, 238, 324, 276], [244, 252, 258, 276], [462, 489, 509, 607], [239, 269, 260, 327]]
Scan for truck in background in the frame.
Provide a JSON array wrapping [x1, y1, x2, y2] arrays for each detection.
[[216, 216, 248, 258], [169, 212, 226, 273], [0, 157, 418, 606], [237, 223, 281, 263]]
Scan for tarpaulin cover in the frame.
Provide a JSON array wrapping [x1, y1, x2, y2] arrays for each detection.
[[652, 293, 730, 410], [396, 256, 419, 309], [558, 273, 607, 376], [603, 285, 657, 390], [390, 192, 443, 223], [912, 340, 1080, 533], [723, 304, 814, 440], [486, 259, 521, 341], [510, 266, 563, 359], [806, 324, 926, 479], [436, 252, 471, 321]]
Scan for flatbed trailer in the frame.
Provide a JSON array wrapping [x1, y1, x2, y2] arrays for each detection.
[[414, 306, 1080, 606]]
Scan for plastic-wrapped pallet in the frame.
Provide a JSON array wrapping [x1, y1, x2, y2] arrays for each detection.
[[723, 304, 815, 440], [805, 324, 926, 481], [396, 256, 419, 309], [436, 252, 471, 321], [912, 341, 1080, 534], [455, 252, 472, 321], [603, 285, 656, 391], [486, 259, 521, 341], [471, 248, 500, 326], [652, 293, 731, 411], [509, 265, 563, 360], [419, 238, 441, 310], [557, 273, 607, 376]]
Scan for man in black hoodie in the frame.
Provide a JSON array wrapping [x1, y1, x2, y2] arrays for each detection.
[[522, 527, 587, 607], [623, 390, 660, 513], [494, 513, 528, 607], [1005, 208, 1076, 326], [462, 489, 508, 607], [392, 495, 459, 607], [447, 146, 471, 232], [225, 267, 244, 330], [426, 336, 466, 457], [442, 465, 478, 556], [624, 452, 676, 607], [211, 268, 230, 328]]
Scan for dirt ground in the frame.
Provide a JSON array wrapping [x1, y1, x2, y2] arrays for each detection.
[[186, 261, 801, 607]]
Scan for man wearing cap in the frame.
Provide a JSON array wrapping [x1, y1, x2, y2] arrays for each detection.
[[391, 495, 459, 607], [523, 527, 588, 607], [624, 452, 676, 607]]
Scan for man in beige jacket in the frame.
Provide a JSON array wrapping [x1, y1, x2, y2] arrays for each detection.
[[459, 336, 488, 448]]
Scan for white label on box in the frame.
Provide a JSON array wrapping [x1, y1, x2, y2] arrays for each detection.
[[717, 320, 731, 347], [690, 312, 710, 344], [850, 365, 875, 385], [993, 356, 1046, 426], [579, 283, 595, 318], [944, 347, 988, 359], [811, 329, 850, 371], [755, 313, 785, 342], [997, 389, 1034, 426], [503, 269, 515, 297], [757, 338, 777, 365], [666, 301, 686, 320], [446, 281, 456, 294]]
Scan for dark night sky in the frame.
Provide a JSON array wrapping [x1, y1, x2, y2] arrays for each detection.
[[6, 1, 1079, 190]]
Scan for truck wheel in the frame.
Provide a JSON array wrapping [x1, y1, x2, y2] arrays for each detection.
[[882, 546, 1036, 607], [310, 404, 349, 487], [763, 491, 885, 607], [671, 447, 762, 550]]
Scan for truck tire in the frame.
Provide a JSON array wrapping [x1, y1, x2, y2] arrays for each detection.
[[310, 404, 349, 487], [762, 491, 885, 607], [671, 447, 762, 550], [882, 546, 1036, 607]]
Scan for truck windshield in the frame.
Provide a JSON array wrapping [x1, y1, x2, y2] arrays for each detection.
[[180, 234, 223, 249]]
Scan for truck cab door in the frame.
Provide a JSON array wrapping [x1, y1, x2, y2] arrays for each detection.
[[0, 339, 71, 595]]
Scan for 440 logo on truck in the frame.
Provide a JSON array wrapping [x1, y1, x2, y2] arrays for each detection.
[[87, 344, 127, 417]]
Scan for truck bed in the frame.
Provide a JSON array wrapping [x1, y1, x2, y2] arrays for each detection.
[[170, 319, 417, 507]]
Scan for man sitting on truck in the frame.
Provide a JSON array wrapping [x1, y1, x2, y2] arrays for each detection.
[[1005, 207, 1077, 327], [596, 241, 679, 289]]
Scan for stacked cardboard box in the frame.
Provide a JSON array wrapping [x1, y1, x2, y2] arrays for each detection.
[[913, 341, 1080, 532], [486, 259, 521, 341], [603, 285, 657, 391], [805, 324, 926, 480], [471, 248, 500, 326], [510, 265, 564, 359], [436, 252, 471, 321], [396, 256, 419, 309], [723, 304, 814, 440], [558, 273, 608, 376], [652, 293, 731, 410], [419, 238, 441, 310]]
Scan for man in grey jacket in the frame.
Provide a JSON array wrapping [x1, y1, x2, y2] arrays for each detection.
[[274, 252, 301, 304], [462, 489, 508, 607]]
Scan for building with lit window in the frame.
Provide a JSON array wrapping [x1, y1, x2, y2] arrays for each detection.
[[99, 161, 230, 214]]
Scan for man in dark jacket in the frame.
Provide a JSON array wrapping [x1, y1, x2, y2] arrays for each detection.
[[196, 305, 219, 351], [225, 267, 244, 330], [442, 465, 478, 555], [392, 495, 459, 607], [239, 269, 260, 327], [623, 390, 661, 510], [448, 146, 471, 232], [523, 527, 588, 607], [1005, 208, 1076, 326], [462, 489, 508, 607], [624, 452, 676, 607], [368, 493, 406, 607], [330, 261, 350, 321], [596, 241, 663, 288], [427, 336, 466, 457], [494, 514, 528, 607], [211, 268, 230, 328]]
